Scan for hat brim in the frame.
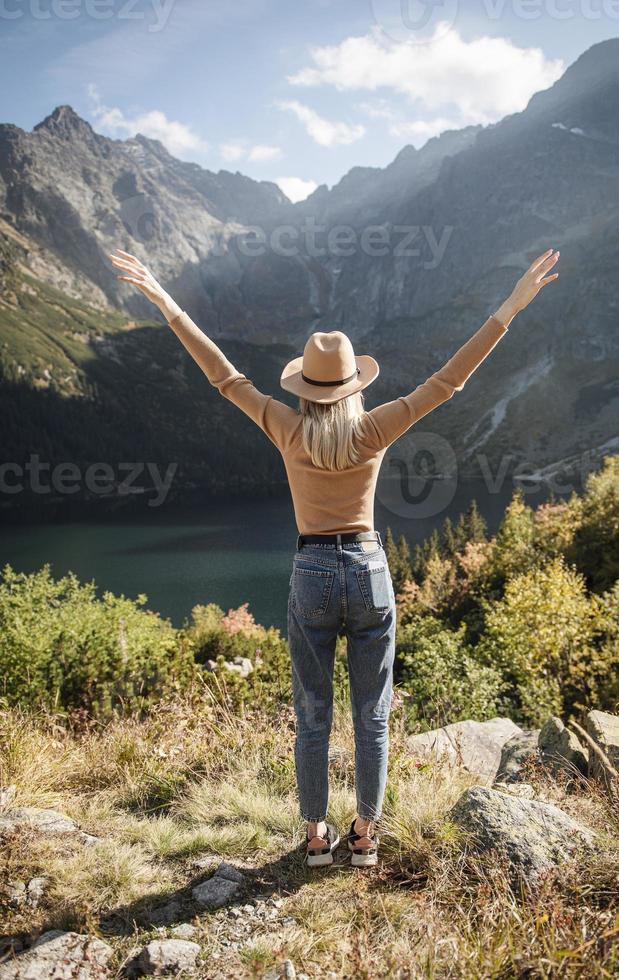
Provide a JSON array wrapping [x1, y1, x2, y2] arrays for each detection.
[[280, 353, 379, 404]]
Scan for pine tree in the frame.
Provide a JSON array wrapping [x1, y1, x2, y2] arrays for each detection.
[[454, 511, 469, 553], [397, 534, 412, 583], [442, 516, 458, 557], [384, 526, 399, 570], [411, 542, 425, 581], [466, 498, 487, 543]]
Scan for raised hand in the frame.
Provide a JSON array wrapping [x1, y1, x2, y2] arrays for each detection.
[[508, 248, 560, 313], [109, 249, 181, 320]]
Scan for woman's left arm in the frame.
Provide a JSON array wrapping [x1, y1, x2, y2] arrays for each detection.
[[364, 248, 560, 451], [109, 249, 295, 450]]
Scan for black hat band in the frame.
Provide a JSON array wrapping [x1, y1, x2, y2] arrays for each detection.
[[301, 367, 360, 387]]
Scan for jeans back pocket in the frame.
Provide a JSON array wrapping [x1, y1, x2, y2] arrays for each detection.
[[355, 559, 393, 612], [292, 566, 335, 619]]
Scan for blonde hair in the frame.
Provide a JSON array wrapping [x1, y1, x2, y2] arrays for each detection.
[[299, 391, 366, 470]]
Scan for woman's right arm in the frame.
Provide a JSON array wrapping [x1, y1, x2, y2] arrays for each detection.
[[109, 249, 296, 450], [364, 248, 560, 451]]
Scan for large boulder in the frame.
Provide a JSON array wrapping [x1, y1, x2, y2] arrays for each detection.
[[587, 711, 619, 781], [449, 786, 595, 879], [407, 718, 522, 781], [539, 717, 588, 776], [494, 730, 540, 784], [0, 931, 113, 979]]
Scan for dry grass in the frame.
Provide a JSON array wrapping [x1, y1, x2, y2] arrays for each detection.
[[0, 696, 618, 979]]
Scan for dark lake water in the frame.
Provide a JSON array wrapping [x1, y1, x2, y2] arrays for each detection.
[[0, 475, 579, 636]]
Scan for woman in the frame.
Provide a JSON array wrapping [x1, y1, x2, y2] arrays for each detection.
[[110, 246, 559, 868]]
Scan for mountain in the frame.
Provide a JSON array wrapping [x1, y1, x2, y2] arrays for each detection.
[[1, 40, 619, 511]]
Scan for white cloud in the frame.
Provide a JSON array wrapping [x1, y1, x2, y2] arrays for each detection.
[[88, 85, 208, 159], [289, 25, 564, 126], [277, 100, 365, 147], [357, 99, 397, 121], [276, 177, 319, 203], [248, 144, 282, 162], [220, 142, 246, 162], [218, 141, 282, 164]]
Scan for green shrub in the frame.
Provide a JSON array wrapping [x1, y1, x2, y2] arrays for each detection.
[[395, 615, 503, 729], [185, 602, 293, 713], [0, 564, 195, 717], [476, 556, 606, 726], [569, 455, 619, 592]]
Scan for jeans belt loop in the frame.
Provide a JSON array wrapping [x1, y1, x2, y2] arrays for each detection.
[[336, 532, 342, 556]]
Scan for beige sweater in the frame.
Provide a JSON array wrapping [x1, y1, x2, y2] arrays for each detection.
[[166, 310, 512, 534]]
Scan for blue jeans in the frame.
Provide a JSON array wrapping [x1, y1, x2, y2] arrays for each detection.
[[287, 536, 396, 823]]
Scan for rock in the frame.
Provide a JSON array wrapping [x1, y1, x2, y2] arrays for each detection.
[[0, 930, 113, 979], [494, 782, 536, 800], [170, 924, 197, 940], [587, 710, 619, 781], [78, 833, 102, 847], [263, 961, 296, 980], [26, 878, 48, 909], [449, 786, 595, 878], [407, 718, 522, 780], [539, 717, 588, 776], [0, 807, 77, 836], [211, 861, 246, 884], [494, 730, 540, 784], [0, 786, 17, 810], [130, 939, 200, 976], [3, 880, 26, 909], [224, 656, 253, 678], [192, 876, 242, 910], [192, 862, 246, 910]]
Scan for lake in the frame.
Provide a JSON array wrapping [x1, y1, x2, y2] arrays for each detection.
[[0, 475, 579, 636]]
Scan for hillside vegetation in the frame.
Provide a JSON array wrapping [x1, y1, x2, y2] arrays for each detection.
[[0, 457, 617, 977], [1, 455, 617, 728]]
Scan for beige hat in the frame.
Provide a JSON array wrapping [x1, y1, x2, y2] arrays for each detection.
[[280, 330, 379, 404]]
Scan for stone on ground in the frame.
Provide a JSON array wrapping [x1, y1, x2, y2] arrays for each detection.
[[587, 710, 619, 781], [129, 939, 200, 976], [449, 786, 595, 878], [263, 961, 296, 980], [170, 923, 197, 940], [0, 785, 17, 809], [191, 861, 246, 910], [494, 730, 540, 784], [539, 716, 588, 775], [0, 930, 113, 979], [0, 808, 77, 836], [407, 718, 522, 780]]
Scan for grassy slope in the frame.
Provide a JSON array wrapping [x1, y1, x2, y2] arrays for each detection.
[[0, 695, 617, 979]]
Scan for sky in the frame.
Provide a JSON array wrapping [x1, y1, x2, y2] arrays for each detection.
[[1, 0, 618, 201]]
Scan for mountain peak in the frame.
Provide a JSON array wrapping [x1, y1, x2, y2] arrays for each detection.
[[525, 37, 619, 121], [34, 105, 95, 139]]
